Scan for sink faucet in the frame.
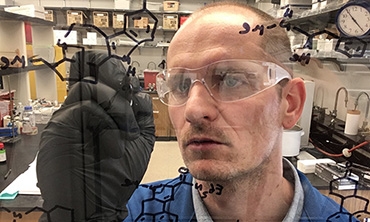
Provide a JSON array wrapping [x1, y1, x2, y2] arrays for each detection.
[[330, 87, 348, 127], [354, 91, 370, 131]]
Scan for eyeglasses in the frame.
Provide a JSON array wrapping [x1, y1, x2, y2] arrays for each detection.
[[156, 59, 291, 106]]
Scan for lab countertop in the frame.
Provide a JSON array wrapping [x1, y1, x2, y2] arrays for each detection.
[[0, 125, 45, 211]]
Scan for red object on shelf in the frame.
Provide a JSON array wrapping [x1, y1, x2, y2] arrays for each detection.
[[25, 22, 33, 44], [144, 70, 159, 90], [180, 16, 189, 26]]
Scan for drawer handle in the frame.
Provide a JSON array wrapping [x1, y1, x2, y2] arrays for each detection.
[[153, 111, 159, 114], [152, 97, 160, 100]]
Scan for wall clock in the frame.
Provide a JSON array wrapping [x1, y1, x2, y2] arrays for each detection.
[[336, 0, 370, 37]]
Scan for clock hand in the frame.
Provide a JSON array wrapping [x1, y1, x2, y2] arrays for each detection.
[[345, 8, 365, 32]]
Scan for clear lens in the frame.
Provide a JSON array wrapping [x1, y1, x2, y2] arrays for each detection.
[[156, 59, 291, 106]]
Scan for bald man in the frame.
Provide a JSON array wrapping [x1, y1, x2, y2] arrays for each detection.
[[125, 2, 356, 221]]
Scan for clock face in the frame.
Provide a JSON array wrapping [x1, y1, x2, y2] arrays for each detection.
[[337, 4, 370, 37]]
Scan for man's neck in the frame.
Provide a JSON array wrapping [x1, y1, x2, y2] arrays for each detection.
[[195, 163, 294, 221]]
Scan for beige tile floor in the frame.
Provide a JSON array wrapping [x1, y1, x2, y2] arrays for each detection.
[[141, 141, 185, 183]]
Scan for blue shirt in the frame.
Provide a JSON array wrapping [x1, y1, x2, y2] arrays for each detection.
[[125, 167, 359, 221]]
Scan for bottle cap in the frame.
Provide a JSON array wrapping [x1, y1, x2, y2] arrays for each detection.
[[0, 143, 4, 149], [24, 106, 32, 111]]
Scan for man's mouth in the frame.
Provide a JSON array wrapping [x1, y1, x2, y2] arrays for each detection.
[[186, 138, 223, 147]]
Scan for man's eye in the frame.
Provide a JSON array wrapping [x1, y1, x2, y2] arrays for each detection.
[[222, 74, 244, 87], [219, 72, 250, 88], [171, 77, 192, 95]]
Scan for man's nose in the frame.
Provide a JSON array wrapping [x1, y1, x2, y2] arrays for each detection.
[[184, 82, 218, 123]]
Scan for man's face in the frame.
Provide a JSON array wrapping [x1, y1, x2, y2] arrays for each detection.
[[167, 10, 287, 181]]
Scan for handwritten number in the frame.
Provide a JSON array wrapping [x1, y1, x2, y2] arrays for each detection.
[[0, 57, 9, 70], [252, 25, 264, 36], [201, 191, 208, 199], [239, 22, 251, 34], [215, 184, 223, 195], [11, 56, 26, 68], [195, 183, 223, 198], [195, 182, 203, 191], [209, 184, 215, 193]]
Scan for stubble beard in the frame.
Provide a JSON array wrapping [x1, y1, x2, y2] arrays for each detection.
[[180, 120, 277, 193], [180, 121, 269, 184]]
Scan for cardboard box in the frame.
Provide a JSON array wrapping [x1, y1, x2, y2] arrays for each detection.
[[163, 1, 179, 11], [113, 13, 124, 29], [67, 10, 83, 26], [93, 11, 109, 28], [163, 14, 178, 30], [4, 5, 45, 19], [134, 17, 149, 29], [44, 10, 54, 22]]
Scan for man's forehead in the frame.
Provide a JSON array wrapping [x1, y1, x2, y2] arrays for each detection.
[[192, 7, 260, 27]]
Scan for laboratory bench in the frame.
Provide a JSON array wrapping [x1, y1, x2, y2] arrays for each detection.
[[0, 124, 369, 221], [0, 125, 44, 221]]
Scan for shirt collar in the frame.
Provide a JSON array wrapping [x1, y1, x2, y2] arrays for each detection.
[[192, 158, 304, 221]]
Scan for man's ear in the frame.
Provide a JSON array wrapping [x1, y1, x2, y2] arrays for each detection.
[[282, 78, 306, 129]]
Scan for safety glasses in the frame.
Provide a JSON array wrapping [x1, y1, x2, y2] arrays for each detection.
[[156, 59, 291, 106]]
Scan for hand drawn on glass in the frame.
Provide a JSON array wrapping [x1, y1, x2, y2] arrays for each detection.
[[0, 55, 26, 70], [1, 3, 370, 222], [327, 162, 370, 221], [194, 182, 224, 199], [1, 0, 156, 221], [135, 167, 223, 221], [6, 2, 158, 84]]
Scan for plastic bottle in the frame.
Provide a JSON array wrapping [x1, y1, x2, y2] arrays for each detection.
[[22, 106, 36, 134], [0, 143, 6, 162], [16, 102, 23, 119]]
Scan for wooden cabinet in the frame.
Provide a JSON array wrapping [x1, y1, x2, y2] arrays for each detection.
[[150, 93, 175, 139], [319, 189, 370, 221]]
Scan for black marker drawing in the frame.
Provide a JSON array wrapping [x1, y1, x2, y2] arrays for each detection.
[[239, 7, 368, 60], [0, 55, 26, 70], [290, 52, 311, 64], [327, 162, 370, 221], [1, 3, 369, 222], [195, 182, 224, 199]]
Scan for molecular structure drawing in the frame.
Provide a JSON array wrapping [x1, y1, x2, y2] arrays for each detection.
[[30, 0, 158, 84]]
